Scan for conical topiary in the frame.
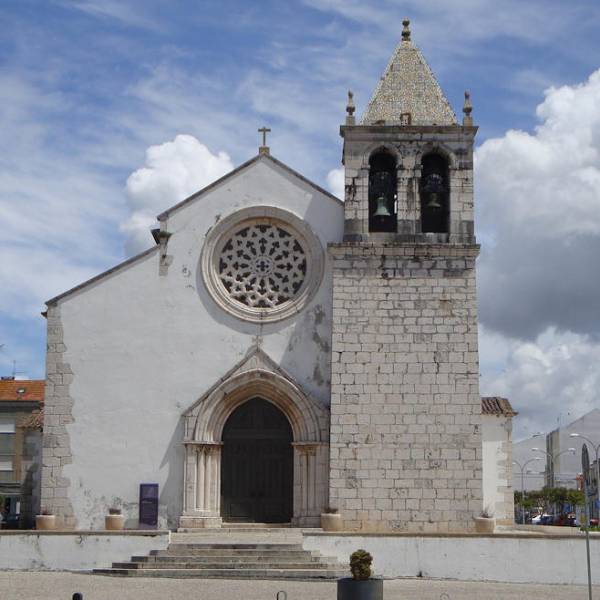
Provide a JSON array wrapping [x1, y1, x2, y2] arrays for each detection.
[[350, 549, 373, 581]]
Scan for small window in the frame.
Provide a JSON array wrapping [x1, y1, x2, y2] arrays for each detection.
[[0, 457, 13, 471], [368, 151, 397, 233], [0, 434, 15, 454], [0, 419, 15, 434], [420, 153, 449, 234]]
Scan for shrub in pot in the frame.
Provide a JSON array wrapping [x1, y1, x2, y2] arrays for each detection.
[[36, 508, 56, 531], [321, 506, 343, 532], [474, 506, 496, 534], [337, 549, 383, 600], [105, 507, 125, 531]]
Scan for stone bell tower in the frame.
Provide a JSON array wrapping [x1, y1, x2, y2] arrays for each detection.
[[328, 19, 482, 532]]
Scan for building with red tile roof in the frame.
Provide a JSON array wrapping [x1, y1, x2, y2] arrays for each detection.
[[0, 378, 44, 528]]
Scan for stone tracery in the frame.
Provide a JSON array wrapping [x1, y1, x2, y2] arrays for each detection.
[[218, 223, 307, 308], [201, 206, 324, 323]]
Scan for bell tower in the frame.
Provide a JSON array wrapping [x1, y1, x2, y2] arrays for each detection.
[[329, 20, 482, 532]]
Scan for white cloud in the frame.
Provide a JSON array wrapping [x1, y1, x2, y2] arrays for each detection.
[[0, 71, 126, 318], [302, 0, 587, 53], [62, 1, 162, 31], [476, 69, 600, 340], [326, 167, 344, 199], [480, 328, 600, 439], [476, 70, 600, 437], [123, 135, 233, 254]]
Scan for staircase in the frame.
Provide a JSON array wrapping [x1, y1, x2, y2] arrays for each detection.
[[94, 530, 348, 580]]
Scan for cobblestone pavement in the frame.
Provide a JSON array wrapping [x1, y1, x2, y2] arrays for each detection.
[[1, 572, 599, 600]]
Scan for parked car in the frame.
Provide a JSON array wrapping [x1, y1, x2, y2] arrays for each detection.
[[535, 514, 556, 525], [0, 512, 20, 529], [565, 513, 580, 527], [531, 514, 543, 524]]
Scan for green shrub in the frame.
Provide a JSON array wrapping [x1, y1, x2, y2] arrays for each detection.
[[350, 549, 373, 581]]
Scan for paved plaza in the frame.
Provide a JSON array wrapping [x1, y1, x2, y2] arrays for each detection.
[[1, 572, 599, 600]]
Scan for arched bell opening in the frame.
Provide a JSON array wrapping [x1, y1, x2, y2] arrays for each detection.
[[220, 398, 293, 523], [368, 151, 397, 233], [420, 153, 449, 234]]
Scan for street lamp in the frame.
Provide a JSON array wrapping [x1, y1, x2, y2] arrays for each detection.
[[513, 457, 542, 524], [570, 433, 600, 519], [531, 447, 576, 488]]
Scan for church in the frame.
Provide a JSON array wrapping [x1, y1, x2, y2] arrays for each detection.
[[40, 21, 515, 533]]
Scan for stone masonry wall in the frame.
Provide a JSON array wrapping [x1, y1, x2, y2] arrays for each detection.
[[329, 242, 482, 532], [40, 304, 76, 527]]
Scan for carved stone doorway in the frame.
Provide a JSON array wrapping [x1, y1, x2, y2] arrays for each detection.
[[180, 347, 330, 529], [221, 398, 293, 523]]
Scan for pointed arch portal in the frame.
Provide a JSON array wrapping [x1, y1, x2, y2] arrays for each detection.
[[180, 349, 329, 528], [221, 398, 293, 523]]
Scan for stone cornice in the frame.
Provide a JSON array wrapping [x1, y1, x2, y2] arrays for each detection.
[[328, 242, 480, 259]]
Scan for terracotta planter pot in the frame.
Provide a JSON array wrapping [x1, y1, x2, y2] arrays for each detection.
[[36, 515, 56, 530], [105, 514, 125, 530], [474, 516, 496, 534], [337, 578, 383, 600], [321, 512, 343, 532]]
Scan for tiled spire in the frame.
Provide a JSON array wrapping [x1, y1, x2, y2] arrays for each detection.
[[360, 19, 457, 126]]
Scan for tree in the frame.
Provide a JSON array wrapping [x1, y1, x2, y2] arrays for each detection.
[[514, 487, 583, 519], [566, 489, 585, 508]]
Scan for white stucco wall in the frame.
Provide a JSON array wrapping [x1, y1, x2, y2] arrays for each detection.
[[0, 532, 169, 571], [51, 157, 343, 528], [303, 532, 600, 584], [512, 436, 545, 491], [482, 414, 514, 522]]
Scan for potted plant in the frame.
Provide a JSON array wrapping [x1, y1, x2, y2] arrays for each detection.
[[105, 507, 125, 531], [474, 506, 496, 534], [35, 508, 56, 531], [321, 506, 343, 532], [337, 549, 383, 600]]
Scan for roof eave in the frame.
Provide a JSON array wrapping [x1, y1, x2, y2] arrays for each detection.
[[157, 153, 343, 222], [46, 246, 159, 306], [341, 124, 478, 135]]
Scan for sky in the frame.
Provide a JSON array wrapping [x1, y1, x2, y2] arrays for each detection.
[[1, 0, 600, 440]]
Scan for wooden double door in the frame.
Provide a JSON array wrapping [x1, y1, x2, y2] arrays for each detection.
[[221, 398, 293, 523]]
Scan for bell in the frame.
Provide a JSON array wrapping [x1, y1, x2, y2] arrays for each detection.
[[373, 195, 391, 217], [425, 192, 442, 210]]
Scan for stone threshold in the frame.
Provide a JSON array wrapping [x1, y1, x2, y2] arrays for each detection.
[[304, 530, 600, 540], [0, 530, 170, 536]]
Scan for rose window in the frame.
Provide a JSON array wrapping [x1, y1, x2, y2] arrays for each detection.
[[218, 224, 307, 308]]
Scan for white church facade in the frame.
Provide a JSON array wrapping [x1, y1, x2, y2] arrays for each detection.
[[41, 22, 514, 533]]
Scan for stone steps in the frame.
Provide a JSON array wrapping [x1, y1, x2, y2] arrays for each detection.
[[177, 523, 292, 533], [113, 561, 336, 570], [94, 541, 348, 580], [160, 543, 302, 551], [94, 567, 347, 580], [132, 553, 325, 563]]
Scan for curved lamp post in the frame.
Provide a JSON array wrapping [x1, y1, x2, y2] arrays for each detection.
[[570, 433, 600, 519], [512, 457, 542, 524], [531, 447, 576, 517], [530, 447, 576, 488]]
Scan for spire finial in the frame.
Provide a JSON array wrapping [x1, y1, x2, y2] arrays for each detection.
[[346, 90, 356, 125], [402, 18, 411, 42], [462, 91, 473, 126]]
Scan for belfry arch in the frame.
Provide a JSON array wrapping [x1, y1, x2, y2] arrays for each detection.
[[180, 348, 329, 528]]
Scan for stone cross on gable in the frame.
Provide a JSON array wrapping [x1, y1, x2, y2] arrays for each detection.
[[258, 126, 271, 155]]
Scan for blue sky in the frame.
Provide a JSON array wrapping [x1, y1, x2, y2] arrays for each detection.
[[2, 0, 600, 438]]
